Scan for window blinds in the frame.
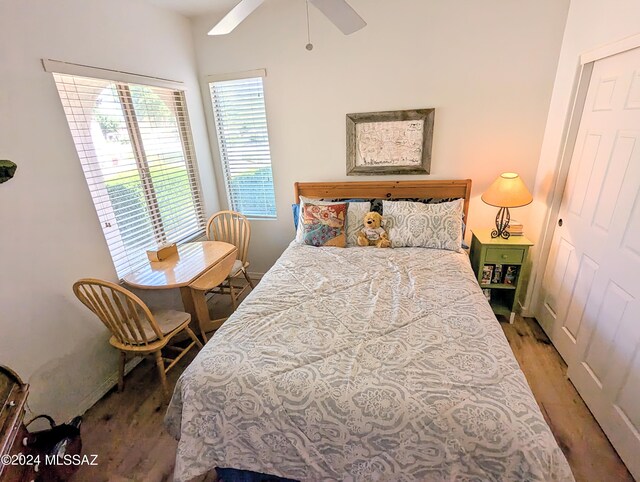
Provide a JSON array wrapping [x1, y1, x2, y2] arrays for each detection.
[[53, 73, 205, 278], [209, 77, 276, 218]]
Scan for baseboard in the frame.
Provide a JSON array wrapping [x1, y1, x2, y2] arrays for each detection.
[[247, 271, 264, 281], [76, 357, 143, 416], [518, 300, 534, 318]]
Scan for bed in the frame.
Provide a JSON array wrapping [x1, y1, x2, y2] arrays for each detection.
[[165, 180, 573, 482]]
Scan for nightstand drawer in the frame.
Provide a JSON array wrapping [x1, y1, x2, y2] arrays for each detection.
[[485, 247, 525, 264]]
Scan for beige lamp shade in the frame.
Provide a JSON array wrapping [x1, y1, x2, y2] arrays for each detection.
[[481, 172, 533, 208]]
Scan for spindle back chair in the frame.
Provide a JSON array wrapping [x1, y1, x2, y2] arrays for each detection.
[[73, 278, 202, 399], [205, 211, 254, 309]]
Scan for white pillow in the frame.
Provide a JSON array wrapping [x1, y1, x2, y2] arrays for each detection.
[[346, 201, 371, 246], [382, 199, 464, 251]]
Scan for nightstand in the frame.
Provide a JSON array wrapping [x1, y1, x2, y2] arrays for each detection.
[[470, 229, 533, 323]]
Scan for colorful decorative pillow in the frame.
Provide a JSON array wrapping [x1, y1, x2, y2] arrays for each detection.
[[300, 202, 347, 247], [382, 199, 464, 251], [295, 197, 339, 242], [293, 198, 369, 232]]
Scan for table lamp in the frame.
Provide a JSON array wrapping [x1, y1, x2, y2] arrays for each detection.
[[481, 172, 533, 239]]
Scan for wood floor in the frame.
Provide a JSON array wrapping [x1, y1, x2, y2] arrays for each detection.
[[71, 309, 632, 482], [500, 316, 633, 482]]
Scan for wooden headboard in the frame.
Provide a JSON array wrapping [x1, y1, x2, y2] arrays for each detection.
[[294, 179, 472, 229]]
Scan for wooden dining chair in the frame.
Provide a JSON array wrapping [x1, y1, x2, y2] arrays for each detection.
[[72, 278, 202, 400], [206, 210, 254, 309]]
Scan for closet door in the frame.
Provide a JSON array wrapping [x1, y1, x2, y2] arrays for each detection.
[[539, 46, 640, 479]]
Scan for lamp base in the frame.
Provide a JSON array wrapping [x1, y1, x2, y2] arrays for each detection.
[[491, 207, 511, 239]]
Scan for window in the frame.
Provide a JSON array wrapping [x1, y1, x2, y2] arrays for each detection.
[[51, 69, 205, 278], [209, 75, 276, 218]]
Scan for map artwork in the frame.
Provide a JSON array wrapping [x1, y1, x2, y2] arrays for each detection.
[[355, 120, 424, 167]]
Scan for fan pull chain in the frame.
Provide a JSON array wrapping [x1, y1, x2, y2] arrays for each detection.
[[305, 0, 313, 51]]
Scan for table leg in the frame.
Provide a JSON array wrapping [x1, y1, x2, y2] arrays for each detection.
[[179, 286, 208, 343], [192, 289, 211, 343], [180, 287, 229, 344]]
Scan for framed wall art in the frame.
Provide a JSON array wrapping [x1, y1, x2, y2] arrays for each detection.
[[346, 108, 434, 176]]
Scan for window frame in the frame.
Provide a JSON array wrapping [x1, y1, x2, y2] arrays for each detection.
[[45, 59, 206, 278], [205, 69, 277, 220]]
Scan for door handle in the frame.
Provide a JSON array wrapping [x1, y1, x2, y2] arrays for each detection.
[[558, 218, 563, 227]]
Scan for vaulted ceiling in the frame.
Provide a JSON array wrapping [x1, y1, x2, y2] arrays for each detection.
[[143, 0, 238, 17]]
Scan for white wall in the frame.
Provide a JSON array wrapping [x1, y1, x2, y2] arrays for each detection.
[[0, 0, 219, 421], [0, 0, 572, 420], [191, 0, 569, 274], [526, 0, 640, 321]]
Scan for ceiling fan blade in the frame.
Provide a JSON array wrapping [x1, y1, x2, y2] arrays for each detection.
[[208, 0, 265, 36], [309, 0, 366, 35]]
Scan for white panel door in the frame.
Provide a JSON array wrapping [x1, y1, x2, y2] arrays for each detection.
[[539, 46, 640, 479]]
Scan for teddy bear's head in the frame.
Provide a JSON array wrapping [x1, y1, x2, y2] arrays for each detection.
[[363, 211, 383, 229]]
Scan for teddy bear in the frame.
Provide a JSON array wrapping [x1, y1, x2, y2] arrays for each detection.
[[357, 211, 391, 248]]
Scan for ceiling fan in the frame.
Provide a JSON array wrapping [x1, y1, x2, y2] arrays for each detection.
[[208, 0, 366, 37]]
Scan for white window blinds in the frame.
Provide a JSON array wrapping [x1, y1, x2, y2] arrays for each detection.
[[209, 76, 276, 218], [52, 73, 205, 278]]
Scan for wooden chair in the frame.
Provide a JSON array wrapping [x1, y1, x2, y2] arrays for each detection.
[[205, 211, 254, 309], [72, 278, 202, 400]]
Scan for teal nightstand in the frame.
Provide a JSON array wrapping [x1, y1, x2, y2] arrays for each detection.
[[470, 229, 534, 323]]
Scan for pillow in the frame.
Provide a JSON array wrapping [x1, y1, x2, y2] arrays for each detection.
[[382, 199, 464, 251], [369, 197, 459, 214], [295, 197, 340, 242], [346, 201, 371, 246], [293, 198, 369, 231], [299, 202, 347, 247], [291, 203, 301, 230]]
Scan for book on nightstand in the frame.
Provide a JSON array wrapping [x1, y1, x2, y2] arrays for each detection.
[[504, 266, 518, 285], [507, 220, 524, 236], [492, 264, 504, 284], [481, 265, 494, 285]]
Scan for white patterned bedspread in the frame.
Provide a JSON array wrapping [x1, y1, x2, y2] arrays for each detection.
[[165, 243, 573, 482]]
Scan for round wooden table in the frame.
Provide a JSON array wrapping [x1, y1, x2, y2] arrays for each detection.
[[123, 241, 237, 341]]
